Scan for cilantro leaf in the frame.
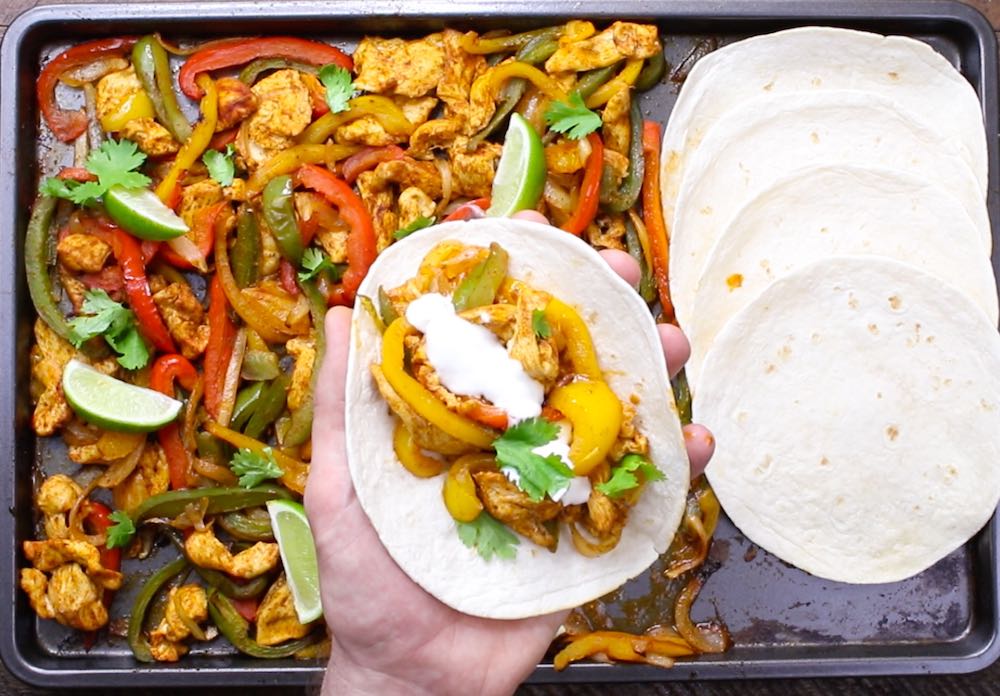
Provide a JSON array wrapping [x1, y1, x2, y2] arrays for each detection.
[[84, 138, 151, 191], [105, 510, 136, 550], [68, 289, 150, 369], [230, 447, 284, 488], [493, 417, 573, 502], [595, 454, 665, 498], [41, 139, 151, 205], [298, 247, 346, 283], [544, 92, 602, 140], [393, 216, 436, 241], [319, 65, 355, 114], [457, 513, 519, 561], [531, 309, 551, 339], [203, 144, 236, 187]]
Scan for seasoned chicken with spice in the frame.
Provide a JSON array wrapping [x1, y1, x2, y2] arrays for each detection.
[[152, 282, 210, 359], [473, 471, 561, 550], [36, 474, 83, 541], [94, 66, 147, 130], [353, 35, 446, 98], [113, 444, 169, 513], [286, 336, 316, 412], [184, 526, 280, 579], [56, 233, 111, 274], [30, 320, 77, 436], [336, 96, 437, 147], [178, 178, 224, 228], [215, 77, 259, 132], [255, 575, 312, 646], [120, 117, 180, 157], [237, 69, 313, 166], [149, 585, 209, 662], [545, 22, 660, 73]]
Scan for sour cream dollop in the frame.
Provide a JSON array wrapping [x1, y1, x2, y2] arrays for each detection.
[[405, 293, 544, 422]]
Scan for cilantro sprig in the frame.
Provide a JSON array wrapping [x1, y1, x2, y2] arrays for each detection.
[[298, 248, 345, 283], [105, 510, 136, 550], [42, 138, 151, 205], [230, 447, 284, 488], [531, 309, 551, 339], [203, 144, 236, 187], [319, 65, 356, 114], [457, 513, 519, 561], [68, 289, 150, 369], [393, 216, 435, 241], [493, 417, 573, 502], [596, 454, 665, 498], [544, 93, 602, 140]]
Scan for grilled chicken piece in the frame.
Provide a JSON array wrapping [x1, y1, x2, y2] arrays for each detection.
[[255, 575, 312, 646], [178, 178, 224, 229], [113, 443, 169, 513], [397, 186, 436, 229], [355, 170, 398, 253], [95, 66, 145, 130], [585, 213, 627, 252], [337, 96, 437, 147], [152, 282, 210, 359], [408, 119, 462, 159], [353, 35, 446, 98], [20, 564, 109, 632], [23, 539, 123, 588], [149, 585, 209, 662], [508, 288, 559, 385], [57, 233, 112, 274], [237, 69, 313, 166], [295, 192, 350, 262], [601, 83, 631, 157], [30, 320, 78, 436], [37, 474, 84, 541], [545, 22, 660, 73], [448, 137, 501, 198], [545, 139, 588, 175], [184, 527, 280, 579], [286, 337, 316, 412], [473, 471, 561, 550], [120, 117, 180, 157], [586, 487, 626, 536], [216, 77, 259, 132], [609, 400, 649, 461], [438, 30, 488, 128], [370, 363, 477, 455]]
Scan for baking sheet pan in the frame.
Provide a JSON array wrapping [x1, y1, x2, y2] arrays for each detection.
[[1, 0, 997, 687]]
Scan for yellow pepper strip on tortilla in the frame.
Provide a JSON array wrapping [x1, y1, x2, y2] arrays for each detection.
[[443, 454, 496, 522], [543, 298, 602, 380], [156, 73, 217, 202], [475, 61, 569, 103], [204, 420, 309, 495], [392, 422, 447, 478], [297, 95, 414, 145], [548, 380, 623, 475], [245, 143, 360, 196], [584, 58, 643, 109], [380, 318, 497, 449]]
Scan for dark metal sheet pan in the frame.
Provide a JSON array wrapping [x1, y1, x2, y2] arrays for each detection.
[[2, 0, 998, 687]]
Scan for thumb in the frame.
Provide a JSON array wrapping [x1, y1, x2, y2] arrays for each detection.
[[304, 306, 354, 523]]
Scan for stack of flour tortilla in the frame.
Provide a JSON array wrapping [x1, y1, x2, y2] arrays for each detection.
[[661, 26, 1000, 583]]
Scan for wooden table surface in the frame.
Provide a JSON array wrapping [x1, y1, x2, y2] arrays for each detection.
[[3, 0, 1000, 693]]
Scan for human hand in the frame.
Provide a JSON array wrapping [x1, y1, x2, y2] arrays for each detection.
[[305, 217, 715, 696]]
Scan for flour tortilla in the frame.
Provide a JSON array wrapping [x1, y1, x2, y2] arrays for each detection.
[[668, 90, 989, 331], [684, 166, 999, 389], [695, 256, 1000, 584], [661, 26, 987, 230], [345, 218, 690, 619]]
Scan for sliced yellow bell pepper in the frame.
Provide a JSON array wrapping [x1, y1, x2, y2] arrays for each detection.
[[380, 318, 498, 449], [548, 379, 623, 475], [442, 453, 495, 522], [585, 58, 644, 109], [298, 95, 414, 145], [393, 421, 447, 478], [475, 61, 569, 104], [99, 89, 155, 132], [245, 143, 359, 196], [204, 420, 309, 495], [156, 73, 217, 202], [544, 297, 602, 380]]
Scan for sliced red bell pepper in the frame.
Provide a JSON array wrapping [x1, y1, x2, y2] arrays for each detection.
[[108, 228, 176, 353], [279, 259, 300, 296], [150, 354, 199, 490], [84, 501, 121, 604], [140, 240, 161, 264], [208, 127, 239, 152], [159, 202, 222, 269], [341, 145, 405, 185], [640, 120, 674, 324], [204, 275, 237, 421], [560, 132, 603, 236], [296, 164, 376, 306], [230, 596, 259, 623], [56, 167, 98, 182], [37, 37, 138, 142], [80, 266, 125, 300], [442, 197, 490, 222], [178, 37, 353, 99]]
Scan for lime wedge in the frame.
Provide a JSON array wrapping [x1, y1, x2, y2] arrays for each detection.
[[267, 499, 323, 624], [62, 359, 182, 432], [487, 113, 545, 218], [103, 185, 189, 241]]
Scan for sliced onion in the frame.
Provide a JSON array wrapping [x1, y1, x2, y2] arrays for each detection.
[[627, 208, 653, 272], [577, 134, 593, 162], [568, 520, 621, 557], [673, 576, 730, 654], [67, 478, 105, 546], [169, 498, 210, 531], [433, 155, 453, 218], [83, 83, 103, 150], [544, 178, 574, 212], [59, 57, 129, 87], [96, 438, 146, 488], [191, 456, 238, 486], [216, 328, 247, 427], [166, 235, 208, 273], [182, 377, 205, 453], [62, 418, 101, 447]]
